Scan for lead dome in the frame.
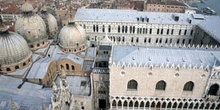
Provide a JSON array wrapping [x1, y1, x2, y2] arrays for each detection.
[[0, 19, 32, 73], [39, 6, 58, 38], [58, 18, 87, 53], [15, 2, 48, 51]]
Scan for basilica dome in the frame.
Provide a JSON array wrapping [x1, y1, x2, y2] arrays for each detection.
[[0, 21, 32, 73], [39, 6, 58, 38], [15, 2, 48, 50], [58, 18, 87, 53]]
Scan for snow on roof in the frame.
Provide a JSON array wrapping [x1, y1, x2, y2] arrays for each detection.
[[75, 8, 204, 25], [86, 47, 97, 59], [198, 16, 220, 43], [59, 53, 84, 65], [27, 57, 53, 79], [111, 45, 220, 68], [56, 76, 91, 96], [0, 75, 52, 110]]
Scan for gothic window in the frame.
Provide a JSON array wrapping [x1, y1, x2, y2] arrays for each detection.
[[183, 81, 194, 91], [208, 84, 219, 95], [127, 79, 138, 90], [98, 86, 106, 94], [156, 80, 166, 90]]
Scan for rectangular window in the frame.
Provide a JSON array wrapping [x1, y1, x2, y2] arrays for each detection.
[[188, 39, 192, 44], [150, 28, 152, 34], [165, 38, 168, 43], [156, 38, 158, 43], [157, 29, 160, 34], [171, 29, 174, 35], [167, 29, 169, 35], [170, 38, 172, 44], [179, 30, 181, 35], [182, 39, 185, 44], [131, 37, 134, 42], [159, 38, 162, 43], [148, 38, 151, 43], [184, 29, 187, 35], [144, 38, 147, 43], [177, 39, 180, 44], [190, 30, 193, 36], [161, 29, 163, 35]]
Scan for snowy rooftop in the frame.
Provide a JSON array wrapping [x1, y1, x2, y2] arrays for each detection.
[[27, 57, 53, 79], [111, 45, 220, 68], [198, 16, 220, 43], [0, 75, 52, 110], [56, 76, 91, 96], [75, 8, 204, 25]]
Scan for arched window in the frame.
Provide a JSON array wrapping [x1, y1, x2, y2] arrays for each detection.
[[66, 64, 69, 70], [6, 68, 11, 71], [71, 65, 75, 70], [156, 80, 166, 90], [183, 81, 194, 91], [15, 66, 19, 69], [208, 84, 219, 95], [127, 80, 138, 90], [98, 86, 106, 94]]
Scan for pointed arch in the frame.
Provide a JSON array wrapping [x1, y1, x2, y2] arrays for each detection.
[[156, 80, 166, 90], [183, 102, 188, 108], [118, 100, 122, 106], [156, 102, 161, 108], [112, 100, 116, 107], [189, 102, 193, 109], [162, 102, 166, 108], [123, 100, 128, 107], [216, 103, 220, 109], [178, 102, 183, 108], [134, 101, 138, 107], [210, 103, 215, 109], [194, 103, 199, 109], [140, 101, 144, 107], [205, 103, 210, 109], [127, 80, 138, 90], [129, 101, 133, 107], [199, 103, 204, 109], [145, 101, 150, 108], [208, 84, 219, 95], [151, 101, 155, 108], [167, 102, 172, 108], [183, 81, 194, 91], [172, 102, 177, 108]]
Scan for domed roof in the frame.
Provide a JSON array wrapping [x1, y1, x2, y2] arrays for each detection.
[[0, 22, 32, 66], [15, 2, 47, 46], [39, 6, 58, 38], [21, 2, 34, 12], [59, 21, 86, 48]]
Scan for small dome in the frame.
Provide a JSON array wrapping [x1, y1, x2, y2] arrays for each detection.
[[39, 6, 58, 38], [15, 2, 48, 50], [21, 2, 34, 12], [59, 21, 87, 53], [0, 21, 32, 72]]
